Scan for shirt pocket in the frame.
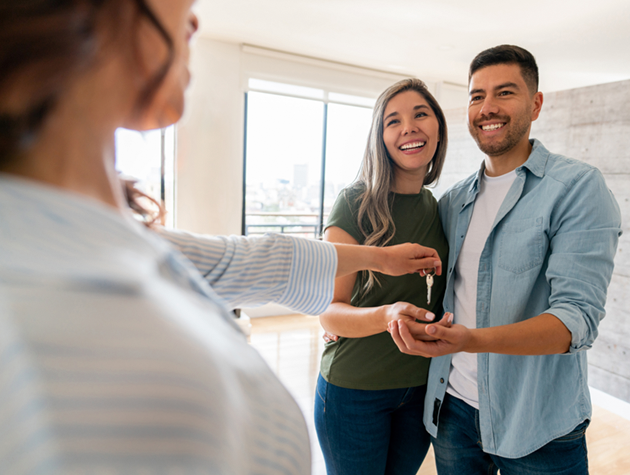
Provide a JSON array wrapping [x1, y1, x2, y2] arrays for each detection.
[[498, 217, 545, 274]]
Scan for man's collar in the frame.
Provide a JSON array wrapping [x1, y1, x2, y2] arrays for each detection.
[[471, 138, 549, 191], [519, 139, 549, 178]]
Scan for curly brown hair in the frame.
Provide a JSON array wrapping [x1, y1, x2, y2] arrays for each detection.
[[0, 0, 173, 164]]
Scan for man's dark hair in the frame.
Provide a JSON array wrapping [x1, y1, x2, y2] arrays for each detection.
[[469, 45, 539, 94]]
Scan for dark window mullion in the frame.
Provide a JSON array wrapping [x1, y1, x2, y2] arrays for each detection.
[[160, 127, 166, 205], [317, 102, 328, 239]]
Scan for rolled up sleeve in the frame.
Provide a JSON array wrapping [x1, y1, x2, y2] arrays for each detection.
[[545, 169, 622, 353]]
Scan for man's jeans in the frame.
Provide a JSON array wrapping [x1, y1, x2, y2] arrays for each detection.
[[432, 393, 589, 475], [314, 374, 431, 475]]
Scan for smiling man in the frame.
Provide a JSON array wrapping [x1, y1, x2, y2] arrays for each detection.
[[389, 45, 622, 474]]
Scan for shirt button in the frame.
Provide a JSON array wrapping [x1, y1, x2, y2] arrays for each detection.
[[440, 378, 445, 383]]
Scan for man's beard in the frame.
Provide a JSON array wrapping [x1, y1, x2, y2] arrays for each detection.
[[468, 113, 530, 157]]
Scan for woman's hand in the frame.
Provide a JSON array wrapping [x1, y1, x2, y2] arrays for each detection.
[[377, 243, 442, 277], [322, 302, 437, 342], [387, 312, 454, 343], [332, 240, 441, 279], [383, 301, 436, 328]]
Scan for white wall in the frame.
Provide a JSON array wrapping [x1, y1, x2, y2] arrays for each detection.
[[176, 40, 244, 235]]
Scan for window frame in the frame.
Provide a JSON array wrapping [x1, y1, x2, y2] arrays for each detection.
[[241, 81, 375, 238]]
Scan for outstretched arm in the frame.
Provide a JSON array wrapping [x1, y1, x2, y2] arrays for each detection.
[[332, 241, 442, 278], [158, 229, 336, 314], [159, 227, 441, 316]]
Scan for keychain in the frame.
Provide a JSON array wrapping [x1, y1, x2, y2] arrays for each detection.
[[425, 269, 435, 305]]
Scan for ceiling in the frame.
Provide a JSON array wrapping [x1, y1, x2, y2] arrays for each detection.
[[195, 0, 630, 94]]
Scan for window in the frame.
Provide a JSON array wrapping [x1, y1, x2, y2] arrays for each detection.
[[243, 79, 374, 238], [115, 126, 176, 228]]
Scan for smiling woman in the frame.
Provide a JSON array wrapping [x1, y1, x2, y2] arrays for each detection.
[[314, 78, 450, 475]]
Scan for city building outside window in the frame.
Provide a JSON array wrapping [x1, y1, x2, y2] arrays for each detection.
[[243, 79, 374, 239]]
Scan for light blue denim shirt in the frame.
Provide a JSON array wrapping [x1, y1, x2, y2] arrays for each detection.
[[424, 139, 622, 458]]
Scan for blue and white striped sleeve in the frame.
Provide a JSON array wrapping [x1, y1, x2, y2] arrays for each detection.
[[158, 229, 337, 315]]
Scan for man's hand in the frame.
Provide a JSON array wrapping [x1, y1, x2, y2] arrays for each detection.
[[388, 313, 474, 356], [389, 312, 574, 357], [377, 243, 442, 277]]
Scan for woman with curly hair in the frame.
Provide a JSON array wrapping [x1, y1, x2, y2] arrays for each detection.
[[0, 2, 442, 473]]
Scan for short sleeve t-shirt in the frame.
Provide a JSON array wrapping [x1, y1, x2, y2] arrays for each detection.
[[320, 186, 449, 390]]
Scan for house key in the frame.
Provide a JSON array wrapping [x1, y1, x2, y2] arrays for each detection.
[[426, 270, 435, 305]]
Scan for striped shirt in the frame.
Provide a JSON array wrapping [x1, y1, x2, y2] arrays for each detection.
[[158, 229, 336, 315], [0, 174, 327, 474]]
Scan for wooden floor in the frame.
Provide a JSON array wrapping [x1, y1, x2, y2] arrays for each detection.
[[248, 314, 630, 475]]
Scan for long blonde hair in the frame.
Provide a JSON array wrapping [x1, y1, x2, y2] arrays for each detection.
[[352, 78, 448, 293]]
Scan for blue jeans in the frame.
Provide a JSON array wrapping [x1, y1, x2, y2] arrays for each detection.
[[432, 393, 590, 475], [314, 374, 430, 475]]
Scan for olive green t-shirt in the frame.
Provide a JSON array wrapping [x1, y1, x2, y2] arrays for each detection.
[[320, 186, 448, 390]]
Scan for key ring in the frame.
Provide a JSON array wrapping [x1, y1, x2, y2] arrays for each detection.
[[424, 268, 435, 304]]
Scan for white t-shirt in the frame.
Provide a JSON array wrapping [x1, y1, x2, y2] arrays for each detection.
[[446, 169, 517, 409]]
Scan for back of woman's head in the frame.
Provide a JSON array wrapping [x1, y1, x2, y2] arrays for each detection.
[[0, 0, 173, 164]]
